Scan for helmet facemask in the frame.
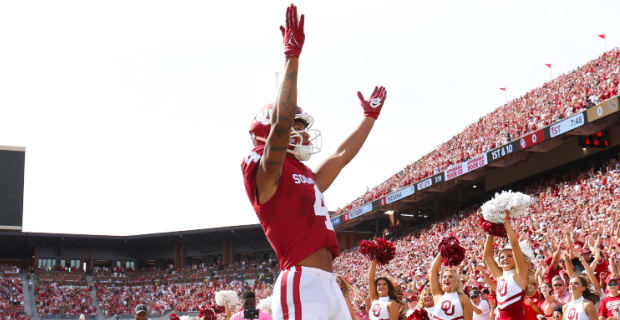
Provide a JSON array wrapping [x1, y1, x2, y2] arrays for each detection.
[[288, 112, 321, 161]]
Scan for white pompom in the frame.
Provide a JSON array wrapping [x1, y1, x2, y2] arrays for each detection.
[[481, 190, 533, 223], [257, 296, 272, 314], [215, 290, 240, 306]]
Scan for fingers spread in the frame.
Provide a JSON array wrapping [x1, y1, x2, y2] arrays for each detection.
[[280, 26, 285, 37], [299, 14, 305, 31]]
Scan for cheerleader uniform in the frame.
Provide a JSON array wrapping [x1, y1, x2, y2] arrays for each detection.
[[496, 269, 525, 320], [432, 291, 464, 320], [369, 296, 391, 320]]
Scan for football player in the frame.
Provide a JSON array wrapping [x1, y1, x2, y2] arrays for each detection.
[[242, 4, 387, 320]]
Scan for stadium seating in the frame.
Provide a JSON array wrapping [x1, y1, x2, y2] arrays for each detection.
[[336, 48, 620, 216], [333, 156, 619, 316], [0, 265, 26, 320]]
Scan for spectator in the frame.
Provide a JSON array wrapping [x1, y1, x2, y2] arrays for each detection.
[[225, 291, 272, 320], [135, 303, 148, 320], [471, 290, 491, 320]]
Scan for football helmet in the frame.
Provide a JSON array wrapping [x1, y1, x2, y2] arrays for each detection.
[[249, 104, 321, 161]]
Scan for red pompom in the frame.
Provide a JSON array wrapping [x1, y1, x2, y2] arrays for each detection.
[[359, 237, 396, 265], [437, 233, 466, 267], [478, 216, 507, 238], [406, 308, 430, 320]]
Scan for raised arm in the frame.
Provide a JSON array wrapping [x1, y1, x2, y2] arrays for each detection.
[[429, 252, 443, 297], [369, 259, 379, 301], [224, 302, 232, 320], [477, 264, 497, 291], [504, 214, 528, 289], [563, 252, 575, 278], [578, 255, 601, 294], [484, 236, 503, 278], [550, 241, 563, 269], [314, 87, 387, 192], [256, 4, 305, 204]]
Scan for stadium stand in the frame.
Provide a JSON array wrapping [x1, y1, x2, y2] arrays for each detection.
[[335, 48, 620, 216], [0, 47, 618, 319], [0, 265, 26, 320], [334, 155, 618, 317]]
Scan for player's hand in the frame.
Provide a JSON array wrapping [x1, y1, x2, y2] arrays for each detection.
[[357, 86, 387, 120], [279, 4, 305, 58]]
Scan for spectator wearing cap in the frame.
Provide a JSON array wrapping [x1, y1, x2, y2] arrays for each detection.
[[550, 276, 571, 305], [470, 290, 490, 320], [134, 304, 148, 320], [599, 277, 620, 319], [225, 291, 272, 320]]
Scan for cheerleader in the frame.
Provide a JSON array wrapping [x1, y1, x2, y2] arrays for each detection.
[[405, 285, 435, 317], [562, 275, 598, 320], [368, 259, 400, 320], [483, 213, 530, 320], [429, 252, 473, 320]]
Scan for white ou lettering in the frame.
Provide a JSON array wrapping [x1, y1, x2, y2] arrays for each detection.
[[245, 152, 261, 165], [255, 108, 273, 125], [532, 134, 537, 143], [597, 106, 603, 116], [292, 174, 315, 185], [369, 97, 382, 108], [313, 185, 334, 231]]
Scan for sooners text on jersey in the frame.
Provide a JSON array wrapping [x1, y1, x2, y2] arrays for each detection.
[[241, 145, 339, 270]]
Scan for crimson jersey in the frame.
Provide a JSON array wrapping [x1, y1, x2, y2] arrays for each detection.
[[241, 145, 339, 270]]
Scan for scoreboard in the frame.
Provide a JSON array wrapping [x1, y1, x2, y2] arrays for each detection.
[[0, 147, 25, 230]]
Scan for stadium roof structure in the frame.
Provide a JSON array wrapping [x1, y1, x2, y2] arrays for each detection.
[[0, 223, 270, 261]]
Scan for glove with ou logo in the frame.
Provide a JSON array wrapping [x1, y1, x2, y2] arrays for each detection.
[[357, 86, 387, 120], [279, 4, 305, 58]]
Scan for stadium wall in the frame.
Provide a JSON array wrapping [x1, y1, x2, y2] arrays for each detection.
[[487, 123, 620, 190]]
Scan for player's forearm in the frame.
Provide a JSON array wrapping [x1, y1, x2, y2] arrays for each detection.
[[263, 58, 299, 169], [334, 117, 375, 165], [272, 58, 298, 139]]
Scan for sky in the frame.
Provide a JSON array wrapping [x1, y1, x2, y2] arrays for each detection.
[[0, 0, 617, 236]]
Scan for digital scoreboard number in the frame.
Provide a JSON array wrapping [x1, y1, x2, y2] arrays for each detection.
[[0, 148, 25, 230]]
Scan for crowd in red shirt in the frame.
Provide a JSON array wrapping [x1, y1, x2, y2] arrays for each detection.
[[0, 265, 26, 320], [336, 48, 620, 216], [35, 270, 96, 316], [93, 261, 278, 317], [334, 156, 619, 319]]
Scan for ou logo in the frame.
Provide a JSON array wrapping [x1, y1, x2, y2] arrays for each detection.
[[371, 302, 381, 317], [255, 108, 273, 125], [440, 301, 455, 316], [520, 138, 526, 149], [369, 97, 383, 108], [567, 308, 577, 320], [497, 278, 508, 297]]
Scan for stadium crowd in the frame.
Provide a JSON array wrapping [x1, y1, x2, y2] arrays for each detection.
[[93, 261, 277, 317], [34, 269, 96, 316], [334, 156, 619, 320], [0, 265, 26, 320], [0, 47, 618, 319], [336, 48, 620, 216]]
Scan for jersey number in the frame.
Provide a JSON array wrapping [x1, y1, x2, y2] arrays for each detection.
[[313, 185, 334, 231]]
